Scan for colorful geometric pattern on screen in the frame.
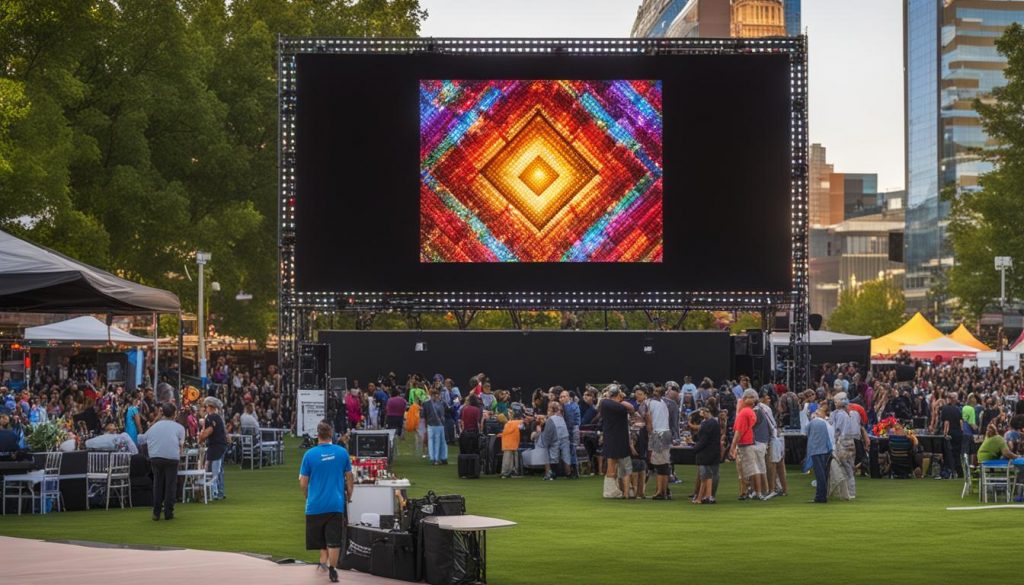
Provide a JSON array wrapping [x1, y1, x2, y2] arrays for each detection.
[[420, 80, 663, 263]]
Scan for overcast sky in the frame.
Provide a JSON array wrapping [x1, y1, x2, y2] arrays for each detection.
[[419, 0, 905, 191]]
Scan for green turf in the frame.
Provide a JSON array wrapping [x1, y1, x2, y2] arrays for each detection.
[[0, 437, 1018, 584]]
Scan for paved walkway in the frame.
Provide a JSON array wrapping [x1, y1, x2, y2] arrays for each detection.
[[0, 536, 404, 585]]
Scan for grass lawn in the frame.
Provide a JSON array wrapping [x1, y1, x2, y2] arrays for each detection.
[[1, 436, 1019, 585]]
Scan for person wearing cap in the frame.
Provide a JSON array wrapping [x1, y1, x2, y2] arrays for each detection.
[[198, 396, 229, 500], [558, 388, 581, 478]]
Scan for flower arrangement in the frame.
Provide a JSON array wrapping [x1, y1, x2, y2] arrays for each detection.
[[872, 416, 916, 439], [24, 418, 69, 452]]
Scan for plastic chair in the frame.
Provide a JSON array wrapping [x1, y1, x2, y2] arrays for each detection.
[[85, 452, 110, 510], [105, 452, 132, 510]]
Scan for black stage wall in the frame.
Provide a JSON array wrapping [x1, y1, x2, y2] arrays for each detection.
[[318, 330, 730, 395]]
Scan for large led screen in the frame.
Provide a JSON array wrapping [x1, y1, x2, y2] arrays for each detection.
[[420, 80, 663, 263], [294, 52, 792, 293]]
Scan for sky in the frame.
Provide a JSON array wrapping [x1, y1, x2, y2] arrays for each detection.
[[418, 0, 906, 191]]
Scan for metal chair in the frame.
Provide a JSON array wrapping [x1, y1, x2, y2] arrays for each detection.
[[85, 452, 110, 510], [38, 452, 64, 514], [105, 452, 132, 510], [980, 460, 1013, 503], [239, 433, 260, 469]]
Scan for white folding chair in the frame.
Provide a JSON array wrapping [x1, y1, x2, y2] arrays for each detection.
[[38, 452, 64, 514], [86, 452, 110, 510], [2, 471, 39, 515], [179, 446, 212, 504], [105, 452, 132, 510], [239, 433, 260, 469], [260, 429, 280, 466], [980, 461, 1012, 503]]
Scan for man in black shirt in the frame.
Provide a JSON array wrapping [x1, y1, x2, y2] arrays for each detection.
[[940, 392, 964, 478], [199, 397, 229, 500], [599, 385, 635, 498]]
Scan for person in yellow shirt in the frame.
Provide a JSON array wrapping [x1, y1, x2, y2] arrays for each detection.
[[499, 404, 528, 478]]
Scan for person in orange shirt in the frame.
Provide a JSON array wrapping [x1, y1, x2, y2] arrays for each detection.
[[499, 404, 528, 478]]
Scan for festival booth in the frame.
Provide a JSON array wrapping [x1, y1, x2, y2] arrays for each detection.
[[871, 312, 944, 357], [0, 230, 180, 514], [900, 337, 980, 361]]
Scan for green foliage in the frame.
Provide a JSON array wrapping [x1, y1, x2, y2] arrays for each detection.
[[24, 419, 68, 452], [0, 1, 426, 344], [946, 23, 1024, 318], [828, 279, 906, 337], [728, 312, 762, 334]]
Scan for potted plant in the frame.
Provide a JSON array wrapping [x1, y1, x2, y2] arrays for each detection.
[[25, 418, 69, 452]]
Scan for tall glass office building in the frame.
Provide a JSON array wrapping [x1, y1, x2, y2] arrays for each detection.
[[784, 0, 801, 36], [904, 0, 1024, 311]]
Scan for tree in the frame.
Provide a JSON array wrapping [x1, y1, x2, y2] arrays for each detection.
[[946, 23, 1024, 319], [0, 1, 427, 344], [827, 279, 906, 337]]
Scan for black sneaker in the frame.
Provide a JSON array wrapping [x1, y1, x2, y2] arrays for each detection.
[[164, 514, 174, 521], [152, 513, 160, 521], [652, 494, 668, 500], [329, 566, 339, 583]]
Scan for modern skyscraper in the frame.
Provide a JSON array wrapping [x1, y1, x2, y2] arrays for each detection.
[[631, 0, 798, 38], [731, 0, 786, 38], [904, 0, 1024, 312], [809, 143, 836, 228], [784, 0, 801, 36]]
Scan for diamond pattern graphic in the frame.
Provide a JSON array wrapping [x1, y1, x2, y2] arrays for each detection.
[[420, 79, 663, 263]]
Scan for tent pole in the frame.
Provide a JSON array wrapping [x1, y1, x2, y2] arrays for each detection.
[[177, 312, 183, 393], [153, 312, 159, 388]]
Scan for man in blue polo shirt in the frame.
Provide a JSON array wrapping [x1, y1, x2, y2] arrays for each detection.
[[300, 421, 353, 583]]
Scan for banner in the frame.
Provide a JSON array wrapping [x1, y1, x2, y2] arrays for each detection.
[[297, 388, 325, 438]]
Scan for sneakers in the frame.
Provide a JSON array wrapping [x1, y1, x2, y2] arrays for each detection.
[[652, 494, 668, 500], [328, 566, 339, 583], [543, 472, 555, 481], [761, 491, 777, 501]]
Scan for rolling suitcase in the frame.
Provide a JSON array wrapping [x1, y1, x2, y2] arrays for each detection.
[[458, 454, 480, 479], [340, 525, 419, 582]]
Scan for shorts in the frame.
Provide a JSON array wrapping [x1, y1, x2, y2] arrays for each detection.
[[306, 512, 346, 550], [612, 456, 632, 479], [548, 439, 571, 465], [738, 445, 765, 479], [770, 437, 785, 464], [651, 463, 670, 476], [698, 464, 720, 481], [630, 458, 647, 473]]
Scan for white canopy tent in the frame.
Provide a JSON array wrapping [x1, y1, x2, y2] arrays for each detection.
[[25, 316, 153, 346], [900, 336, 981, 359], [969, 350, 1023, 370], [769, 331, 872, 346]]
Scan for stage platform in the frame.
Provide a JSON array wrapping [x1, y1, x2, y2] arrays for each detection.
[[0, 536, 405, 585]]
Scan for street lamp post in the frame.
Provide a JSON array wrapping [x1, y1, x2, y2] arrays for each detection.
[[995, 256, 1012, 370], [196, 251, 211, 388]]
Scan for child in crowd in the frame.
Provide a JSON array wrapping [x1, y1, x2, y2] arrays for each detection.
[[499, 404, 528, 478]]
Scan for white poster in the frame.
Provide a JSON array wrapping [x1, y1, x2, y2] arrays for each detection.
[[297, 388, 326, 438]]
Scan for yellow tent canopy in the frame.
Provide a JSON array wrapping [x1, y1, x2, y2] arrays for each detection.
[[871, 312, 944, 356], [946, 324, 991, 351]]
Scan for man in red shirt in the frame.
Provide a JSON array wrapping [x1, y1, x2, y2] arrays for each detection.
[[730, 389, 766, 499]]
